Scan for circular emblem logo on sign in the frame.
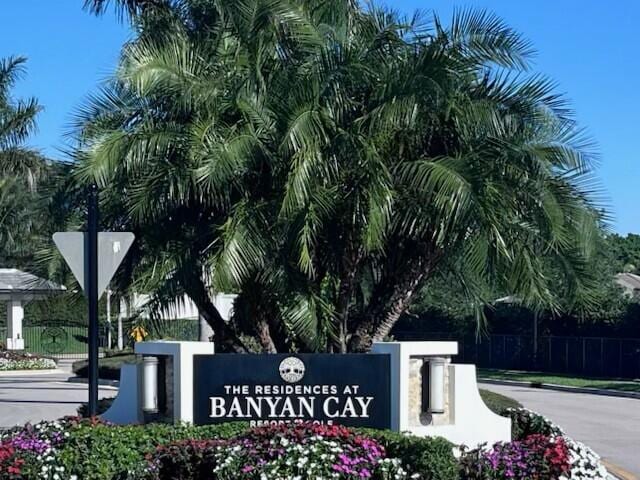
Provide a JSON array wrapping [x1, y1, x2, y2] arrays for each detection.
[[279, 357, 305, 383]]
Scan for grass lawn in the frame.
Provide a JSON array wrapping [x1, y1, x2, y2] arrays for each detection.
[[478, 368, 640, 393], [479, 388, 522, 413]]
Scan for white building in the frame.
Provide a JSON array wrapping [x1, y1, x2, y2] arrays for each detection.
[[0, 268, 66, 350], [116, 292, 236, 346], [615, 272, 640, 298]]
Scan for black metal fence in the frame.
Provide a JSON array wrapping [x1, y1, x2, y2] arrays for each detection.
[[1, 319, 200, 358], [5, 320, 640, 377], [394, 332, 640, 379], [0, 323, 106, 358]]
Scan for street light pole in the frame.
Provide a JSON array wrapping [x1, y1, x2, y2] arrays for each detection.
[[87, 184, 99, 416]]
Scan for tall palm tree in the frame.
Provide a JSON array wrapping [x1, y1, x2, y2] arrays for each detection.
[[77, 0, 605, 352], [0, 56, 48, 268], [73, 0, 325, 351], [0, 56, 43, 186]]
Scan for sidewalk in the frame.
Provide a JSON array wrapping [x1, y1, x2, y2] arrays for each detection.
[[0, 371, 117, 429]]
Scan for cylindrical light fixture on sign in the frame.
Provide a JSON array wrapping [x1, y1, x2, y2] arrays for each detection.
[[142, 356, 159, 413], [428, 357, 446, 414]]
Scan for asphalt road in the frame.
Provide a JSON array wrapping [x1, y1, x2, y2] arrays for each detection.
[[0, 371, 116, 429], [481, 382, 640, 476]]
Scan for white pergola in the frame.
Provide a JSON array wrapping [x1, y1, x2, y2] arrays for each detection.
[[0, 268, 66, 350]]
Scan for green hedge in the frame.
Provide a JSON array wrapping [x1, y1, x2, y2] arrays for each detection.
[[58, 422, 249, 480], [77, 397, 116, 417], [51, 421, 458, 480], [358, 428, 458, 480], [52, 422, 457, 480], [72, 353, 137, 380]]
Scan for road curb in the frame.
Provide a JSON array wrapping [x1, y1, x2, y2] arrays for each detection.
[[0, 369, 64, 377], [603, 460, 639, 480], [66, 376, 119, 390], [479, 378, 640, 399]]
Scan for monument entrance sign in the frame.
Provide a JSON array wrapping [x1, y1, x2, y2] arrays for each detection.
[[103, 340, 512, 448], [193, 354, 391, 428]]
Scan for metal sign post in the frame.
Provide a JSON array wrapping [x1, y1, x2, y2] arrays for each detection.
[[53, 186, 135, 417], [87, 184, 100, 416]]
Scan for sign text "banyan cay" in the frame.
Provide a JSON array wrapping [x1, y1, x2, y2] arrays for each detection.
[[209, 384, 374, 421]]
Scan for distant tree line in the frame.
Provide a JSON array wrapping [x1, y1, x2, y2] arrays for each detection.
[[400, 234, 640, 338]]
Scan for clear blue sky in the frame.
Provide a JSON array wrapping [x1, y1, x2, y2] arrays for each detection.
[[1, 1, 638, 234]]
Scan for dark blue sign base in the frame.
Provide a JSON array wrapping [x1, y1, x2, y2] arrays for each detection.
[[193, 354, 391, 429]]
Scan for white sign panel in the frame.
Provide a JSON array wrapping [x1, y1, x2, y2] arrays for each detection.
[[53, 232, 135, 299]]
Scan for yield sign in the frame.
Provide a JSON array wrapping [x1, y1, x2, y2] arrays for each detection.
[[53, 232, 135, 300]]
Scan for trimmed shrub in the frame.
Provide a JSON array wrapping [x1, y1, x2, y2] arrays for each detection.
[[503, 408, 563, 440], [58, 422, 248, 480], [72, 354, 137, 380], [358, 428, 458, 480], [77, 397, 115, 417], [149, 439, 224, 480], [0, 412, 609, 480]]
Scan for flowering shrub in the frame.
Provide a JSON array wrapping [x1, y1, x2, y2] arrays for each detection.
[[495, 408, 608, 480], [0, 350, 56, 371], [0, 409, 608, 480], [0, 417, 86, 480], [502, 408, 563, 440], [460, 434, 570, 479], [562, 438, 608, 480], [57, 421, 246, 480], [0, 442, 24, 479], [150, 422, 410, 480]]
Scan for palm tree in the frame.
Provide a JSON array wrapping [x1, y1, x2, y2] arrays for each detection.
[[77, 1, 605, 352], [0, 56, 49, 269], [73, 0, 325, 351], [0, 56, 43, 186]]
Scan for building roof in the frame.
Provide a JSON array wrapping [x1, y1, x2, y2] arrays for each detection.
[[0, 268, 66, 295], [615, 272, 640, 293]]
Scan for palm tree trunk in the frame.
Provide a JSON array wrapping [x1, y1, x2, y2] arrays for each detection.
[[195, 297, 248, 353], [256, 318, 278, 353], [239, 281, 281, 353], [350, 254, 433, 352], [184, 274, 247, 353], [336, 247, 363, 353]]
